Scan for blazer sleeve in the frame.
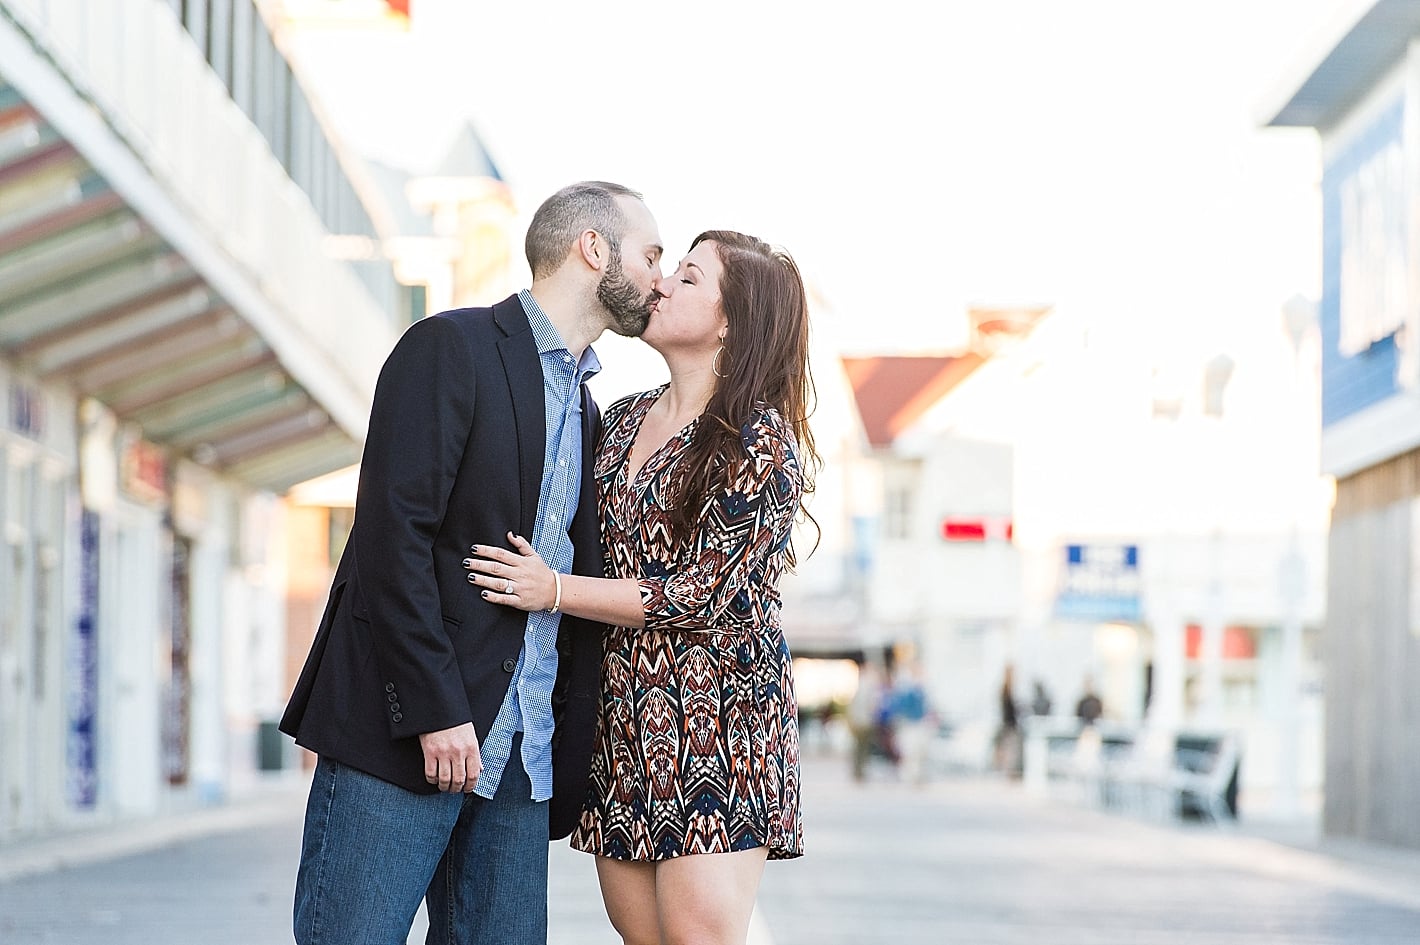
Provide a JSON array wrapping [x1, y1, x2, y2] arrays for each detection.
[[352, 315, 477, 737], [636, 408, 803, 634]]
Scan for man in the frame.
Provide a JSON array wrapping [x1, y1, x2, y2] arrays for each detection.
[[890, 661, 932, 785], [1075, 675, 1104, 726], [279, 181, 663, 945], [846, 661, 885, 781]]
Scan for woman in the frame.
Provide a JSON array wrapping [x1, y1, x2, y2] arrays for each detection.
[[465, 230, 817, 945]]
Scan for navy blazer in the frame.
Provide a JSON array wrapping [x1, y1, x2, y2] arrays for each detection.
[[280, 294, 606, 840]]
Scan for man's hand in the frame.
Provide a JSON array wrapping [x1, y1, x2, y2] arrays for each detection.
[[418, 723, 482, 793]]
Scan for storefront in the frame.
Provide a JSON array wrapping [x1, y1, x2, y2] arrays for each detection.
[[0, 371, 292, 838], [1266, 0, 1420, 847], [0, 0, 395, 840], [0, 369, 73, 837]]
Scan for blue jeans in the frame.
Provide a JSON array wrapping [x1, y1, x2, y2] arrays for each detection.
[[294, 735, 548, 945]]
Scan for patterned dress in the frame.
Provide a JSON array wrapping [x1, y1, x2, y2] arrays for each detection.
[[569, 385, 805, 861]]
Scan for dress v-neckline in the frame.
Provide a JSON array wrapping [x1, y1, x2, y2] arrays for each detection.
[[624, 387, 699, 487]]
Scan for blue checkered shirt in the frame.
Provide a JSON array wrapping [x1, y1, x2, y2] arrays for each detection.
[[474, 290, 599, 801]]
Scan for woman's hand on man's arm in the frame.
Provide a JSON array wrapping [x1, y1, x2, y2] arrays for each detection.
[[465, 532, 645, 628]]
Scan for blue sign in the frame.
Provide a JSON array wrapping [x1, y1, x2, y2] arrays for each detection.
[[1055, 543, 1141, 622], [8, 381, 44, 438], [67, 508, 99, 808]]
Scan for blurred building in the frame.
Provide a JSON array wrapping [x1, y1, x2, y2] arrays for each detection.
[[841, 311, 1042, 733], [767, 292, 876, 659], [362, 124, 517, 315], [841, 349, 1011, 716], [848, 298, 1329, 812], [263, 0, 519, 314], [1266, 0, 1420, 848], [0, 0, 406, 841], [261, 0, 521, 712]]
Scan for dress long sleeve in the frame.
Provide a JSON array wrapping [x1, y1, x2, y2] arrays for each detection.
[[636, 410, 803, 634]]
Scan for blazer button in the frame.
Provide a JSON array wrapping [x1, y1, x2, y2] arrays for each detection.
[[385, 682, 396, 693], [392, 712, 403, 723], [389, 702, 401, 713], [502, 658, 516, 672], [387, 692, 398, 702]]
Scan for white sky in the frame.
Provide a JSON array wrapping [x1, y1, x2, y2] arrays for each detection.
[[288, 0, 1349, 360]]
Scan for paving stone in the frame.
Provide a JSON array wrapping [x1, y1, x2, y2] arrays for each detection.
[[2, 754, 1418, 944]]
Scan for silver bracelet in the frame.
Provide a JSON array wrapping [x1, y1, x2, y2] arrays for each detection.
[[546, 571, 562, 615]]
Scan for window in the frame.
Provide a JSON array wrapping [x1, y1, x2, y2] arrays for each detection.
[[884, 484, 912, 540]]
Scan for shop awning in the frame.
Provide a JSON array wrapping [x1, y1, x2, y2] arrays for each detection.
[[1263, 0, 1420, 129], [0, 76, 363, 492]]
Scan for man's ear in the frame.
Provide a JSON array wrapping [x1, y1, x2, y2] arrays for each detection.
[[577, 230, 603, 271]]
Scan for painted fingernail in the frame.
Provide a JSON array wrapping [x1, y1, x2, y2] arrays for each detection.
[[468, 574, 476, 583], [463, 558, 473, 567], [481, 590, 489, 598], [470, 544, 479, 553]]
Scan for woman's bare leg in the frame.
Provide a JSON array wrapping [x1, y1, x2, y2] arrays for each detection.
[[654, 848, 769, 945], [595, 856, 660, 945]]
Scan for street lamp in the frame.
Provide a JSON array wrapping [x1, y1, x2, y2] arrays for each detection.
[[1198, 353, 1235, 727], [1276, 294, 1316, 819]]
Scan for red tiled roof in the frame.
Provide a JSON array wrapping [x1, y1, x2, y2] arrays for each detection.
[[841, 354, 985, 448]]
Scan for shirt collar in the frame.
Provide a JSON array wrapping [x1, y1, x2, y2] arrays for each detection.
[[519, 289, 601, 378]]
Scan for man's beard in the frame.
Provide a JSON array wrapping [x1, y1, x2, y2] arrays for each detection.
[[596, 249, 657, 337]]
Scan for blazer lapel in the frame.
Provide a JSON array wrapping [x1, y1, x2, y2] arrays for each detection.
[[579, 384, 599, 497], [570, 384, 601, 575], [494, 296, 543, 541]]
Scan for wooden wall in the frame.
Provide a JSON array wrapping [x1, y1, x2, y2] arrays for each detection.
[[1324, 450, 1420, 846]]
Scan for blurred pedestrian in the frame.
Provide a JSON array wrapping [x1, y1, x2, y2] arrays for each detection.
[[847, 662, 887, 782], [279, 182, 663, 945], [994, 663, 1021, 777], [1030, 679, 1053, 718], [891, 662, 933, 785], [466, 230, 818, 945], [1076, 675, 1104, 727]]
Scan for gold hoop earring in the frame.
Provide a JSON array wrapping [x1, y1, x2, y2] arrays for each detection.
[[712, 345, 728, 378]]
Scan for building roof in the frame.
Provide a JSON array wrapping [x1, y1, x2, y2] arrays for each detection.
[[363, 159, 433, 238], [841, 354, 985, 448], [433, 122, 503, 181], [1263, 0, 1420, 130]]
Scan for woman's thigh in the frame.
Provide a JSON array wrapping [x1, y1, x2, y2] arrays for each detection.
[[654, 848, 769, 945], [595, 857, 659, 945]]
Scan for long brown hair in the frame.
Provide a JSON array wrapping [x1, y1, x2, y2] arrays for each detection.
[[667, 230, 820, 563]]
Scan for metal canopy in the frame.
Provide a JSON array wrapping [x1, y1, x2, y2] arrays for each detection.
[[0, 76, 362, 493]]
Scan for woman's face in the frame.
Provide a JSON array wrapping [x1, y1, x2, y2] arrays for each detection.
[[643, 240, 728, 356]]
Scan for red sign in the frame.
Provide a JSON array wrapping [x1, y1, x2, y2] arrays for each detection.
[[940, 517, 1013, 542], [1184, 625, 1257, 660], [122, 439, 168, 505]]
